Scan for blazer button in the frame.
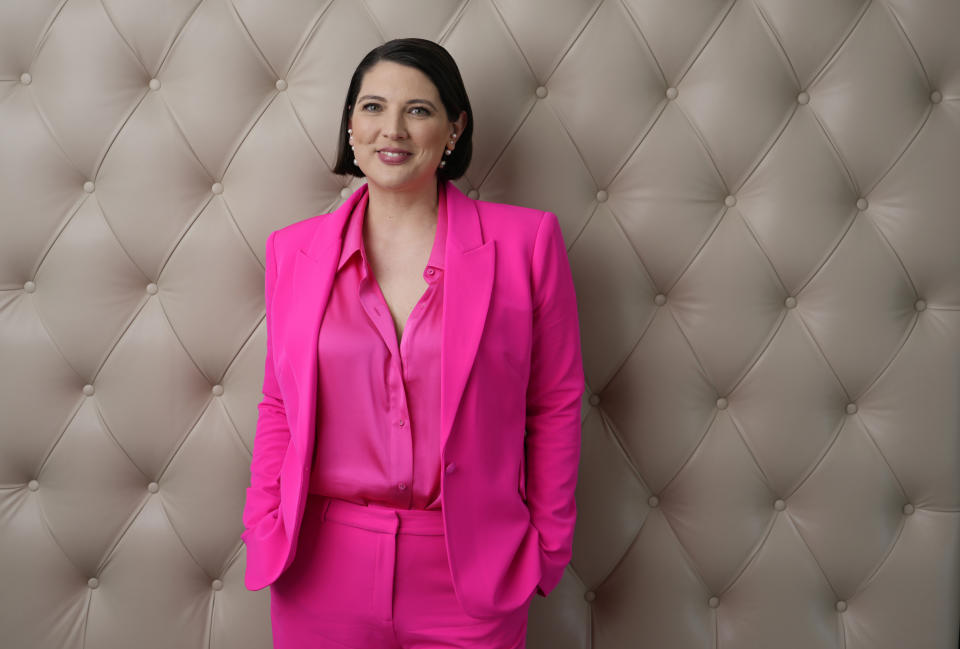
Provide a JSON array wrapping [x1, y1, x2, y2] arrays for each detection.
[[445, 462, 457, 474]]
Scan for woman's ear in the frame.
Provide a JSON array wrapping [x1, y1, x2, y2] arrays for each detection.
[[453, 110, 467, 138]]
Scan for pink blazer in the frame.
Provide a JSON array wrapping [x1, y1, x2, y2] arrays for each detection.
[[241, 179, 585, 618]]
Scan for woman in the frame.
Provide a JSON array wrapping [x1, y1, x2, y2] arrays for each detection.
[[241, 38, 585, 649]]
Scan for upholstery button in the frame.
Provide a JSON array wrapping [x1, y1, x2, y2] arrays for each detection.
[[535, 85, 548, 98], [930, 90, 942, 103], [20, 72, 32, 85], [147, 481, 159, 493], [665, 87, 678, 100], [835, 600, 847, 612], [149, 78, 160, 91], [23, 280, 36, 293], [589, 394, 600, 406], [773, 499, 786, 511], [654, 294, 666, 306], [724, 195, 736, 207], [84, 181, 95, 193], [903, 503, 915, 515], [211, 182, 223, 195], [146, 283, 158, 295], [275, 79, 287, 91], [83, 384, 95, 396], [708, 596, 720, 608], [596, 190, 608, 203], [856, 198, 868, 210], [88, 577, 99, 589], [785, 296, 797, 309], [584, 590, 596, 601], [716, 397, 728, 410], [846, 403, 857, 414], [211, 579, 224, 591], [28, 480, 39, 492], [648, 495, 659, 507], [446, 462, 457, 474], [211, 384, 224, 396], [467, 189, 479, 200], [340, 187, 352, 199], [797, 91, 809, 104], [398, 482, 406, 491], [914, 299, 926, 311]]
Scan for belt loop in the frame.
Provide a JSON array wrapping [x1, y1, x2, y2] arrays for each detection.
[[374, 510, 399, 622]]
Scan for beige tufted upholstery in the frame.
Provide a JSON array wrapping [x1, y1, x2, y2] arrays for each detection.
[[2, 1, 959, 648]]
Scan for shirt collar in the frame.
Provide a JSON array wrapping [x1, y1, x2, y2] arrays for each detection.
[[337, 182, 447, 273]]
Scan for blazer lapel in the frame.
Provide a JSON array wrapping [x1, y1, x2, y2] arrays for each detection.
[[286, 180, 496, 465], [439, 181, 496, 453], [286, 190, 357, 464]]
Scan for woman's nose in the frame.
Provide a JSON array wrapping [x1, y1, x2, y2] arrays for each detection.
[[382, 108, 408, 139]]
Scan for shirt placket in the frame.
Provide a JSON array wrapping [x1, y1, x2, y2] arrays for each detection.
[[400, 272, 438, 504], [356, 265, 416, 508]]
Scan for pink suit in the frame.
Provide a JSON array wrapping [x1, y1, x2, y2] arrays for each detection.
[[241, 179, 585, 622]]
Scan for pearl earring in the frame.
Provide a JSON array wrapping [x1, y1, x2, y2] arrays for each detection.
[[347, 128, 358, 165], [439, 133, 456, 169]]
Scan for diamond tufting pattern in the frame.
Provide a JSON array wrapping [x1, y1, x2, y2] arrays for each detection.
[[1, 1, 958, 648]]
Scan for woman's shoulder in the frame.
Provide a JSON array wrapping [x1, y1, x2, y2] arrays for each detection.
[[271, 212, 326, 237], [267, 207, 341, 255], [467, 190, 549, 226], [474, 197, 542, 217]]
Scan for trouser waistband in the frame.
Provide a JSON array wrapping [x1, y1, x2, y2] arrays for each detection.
[[310, 493, 445, 536]]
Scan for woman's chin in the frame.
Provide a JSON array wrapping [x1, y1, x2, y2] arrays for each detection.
[[363, 166, 438, 193]]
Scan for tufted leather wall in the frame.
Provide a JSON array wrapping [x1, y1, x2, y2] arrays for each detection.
[[2, 1, 959, 648]]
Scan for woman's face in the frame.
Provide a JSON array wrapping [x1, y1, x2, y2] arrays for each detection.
[[348, 60, 465, 194]]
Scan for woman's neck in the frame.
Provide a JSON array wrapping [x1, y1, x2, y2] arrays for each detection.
[[364, 177, 440, 233]]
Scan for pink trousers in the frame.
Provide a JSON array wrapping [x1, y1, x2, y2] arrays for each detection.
[[269, 494, 534, 648]]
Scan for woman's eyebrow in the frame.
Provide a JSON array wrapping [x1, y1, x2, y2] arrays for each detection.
[[357, 95, 438, 110]]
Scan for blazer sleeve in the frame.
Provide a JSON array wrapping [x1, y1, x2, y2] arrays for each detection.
[[525, 211, 586, 597], [241, 230, 290, 542]]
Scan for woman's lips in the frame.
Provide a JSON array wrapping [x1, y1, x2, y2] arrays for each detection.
[[377, 150, 412, 164]]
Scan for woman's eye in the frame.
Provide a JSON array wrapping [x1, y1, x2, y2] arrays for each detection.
[[361, 103, 381, 112], [410, 106, 430, 115]]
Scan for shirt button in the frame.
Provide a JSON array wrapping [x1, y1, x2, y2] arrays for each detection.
[[398, 419, 405, 427], [426, 268, 435, 276], [398, 482, 407, 491]]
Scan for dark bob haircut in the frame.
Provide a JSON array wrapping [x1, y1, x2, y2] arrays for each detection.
[[332, 38, 473, 181]]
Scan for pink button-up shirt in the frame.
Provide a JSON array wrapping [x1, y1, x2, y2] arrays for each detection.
[[308, 185, 447, 510]]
